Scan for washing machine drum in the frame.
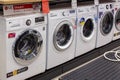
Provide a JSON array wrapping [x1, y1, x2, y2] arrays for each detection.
[[53, 21, 74, 51], [100, 12, 113, 35], [82, 19, 94, 38], [13, 29, 43, 66], [115, 9, 120, 31]]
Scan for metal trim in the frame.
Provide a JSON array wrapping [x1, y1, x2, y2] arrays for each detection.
[[12, 29, 43, 66], [115, 8, 120, 31], [53, 20, 74, 51], [100, 11, 113, 36], [81, 18, 95, 42]]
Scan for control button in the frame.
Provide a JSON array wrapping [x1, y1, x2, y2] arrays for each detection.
[[110, 4, 112, 9], [70, 10, 75, 13], [106, 5, 109, 9], [62, 12, 66, 16], [26, 19, 31, 26]]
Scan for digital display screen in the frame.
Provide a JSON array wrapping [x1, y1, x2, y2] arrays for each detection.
[[70, 10, 75, 13], [35, 17, 44, 23]]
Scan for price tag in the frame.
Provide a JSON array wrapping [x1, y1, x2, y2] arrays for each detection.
[[72, 0, 77, 3], [71, 0, 77, 9], [42, 0, 49, 13], [94, 0, 99, 5]]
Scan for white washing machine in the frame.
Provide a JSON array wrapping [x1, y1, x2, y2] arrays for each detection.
[[47, 8, 76, 69], [113, 2, 120, 40], [96, 3, 114, 48], [75, 5, 97, 57], [0, 13, 47, 80]]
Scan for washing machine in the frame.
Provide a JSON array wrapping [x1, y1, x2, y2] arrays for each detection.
[[0, 13, 47, 80], [113, 2, 120, 40], [75, 5, 97, 57], [96, 3, 114, 48], [47, 1, 76, 69]]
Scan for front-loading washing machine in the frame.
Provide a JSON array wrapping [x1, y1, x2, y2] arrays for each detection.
[[75, 5, 97, 57], [113, 2, 120, 40], [0, 13, 47, 80], [47, 1, 76, 69], [96, 2, 114, 48]]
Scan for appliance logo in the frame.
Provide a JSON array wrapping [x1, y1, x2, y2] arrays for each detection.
[[78, 9, 84, 13], [7, 67, 28, 78], [8, 21, 21, 28], [4, 5, 12, 10], [11, 24, 20, 28]]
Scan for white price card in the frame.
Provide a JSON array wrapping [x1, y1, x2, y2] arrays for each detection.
[[71, 0, 77, 9], [94, 0, 99, 5], [72, 0, 77, 3]]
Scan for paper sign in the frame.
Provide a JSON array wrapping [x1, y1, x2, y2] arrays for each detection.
[[94, 0, 99, 5], [42, 0, 49, 13], [71, 0, 77, 9], [3, 3, 41, 16], [72, 0, 77, 3]]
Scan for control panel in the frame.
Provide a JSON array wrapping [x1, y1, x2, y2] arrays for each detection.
[[6, 13, 46, 31], [106, 4, 113, 9]]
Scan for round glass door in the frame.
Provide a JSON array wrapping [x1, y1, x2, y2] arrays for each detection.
[[115, 9, 120, 31], [82, 19, 94, 38], [100, 12, 113, 35], [53, 21, 74, 51], [13, 29, 43, 66]]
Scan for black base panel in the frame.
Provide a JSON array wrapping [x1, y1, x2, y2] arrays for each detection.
[[26, 39, 120, 80]]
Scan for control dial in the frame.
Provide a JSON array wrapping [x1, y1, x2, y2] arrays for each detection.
[[110, 4, 112, 9], [106, 5, 109, 9], [62, 11, 69, 16], [26, 19, 31, 26]]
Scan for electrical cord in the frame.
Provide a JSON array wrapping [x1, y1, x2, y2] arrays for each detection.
[[104, 50, 120, 62]]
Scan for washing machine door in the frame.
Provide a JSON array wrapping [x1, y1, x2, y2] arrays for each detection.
[[53, 20, 74, 51], [115, 9, 120, 31], [13, 29, 43, 66], [81, 18, 94, 41], [100, 11, 113, 36]]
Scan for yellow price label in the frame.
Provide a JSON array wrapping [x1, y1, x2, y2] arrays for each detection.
[[79, 17, 85, 26], [13, 70, 17, 76]]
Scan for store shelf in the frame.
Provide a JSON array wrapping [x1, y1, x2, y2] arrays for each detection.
[[0, 0, 42, 4]]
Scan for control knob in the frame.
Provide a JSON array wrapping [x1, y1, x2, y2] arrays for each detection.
[[62, 11, 69, 16], [106, 5, 109, 9], [26, 19, 31, 26]]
